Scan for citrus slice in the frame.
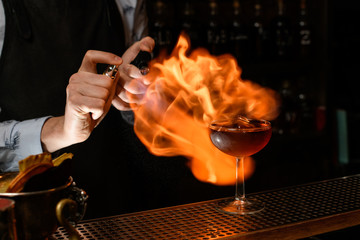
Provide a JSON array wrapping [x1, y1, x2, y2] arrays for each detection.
[[6, 163, 53, 193]]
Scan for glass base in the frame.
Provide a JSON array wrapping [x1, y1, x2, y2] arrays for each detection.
[[216, 197, 264, 215]]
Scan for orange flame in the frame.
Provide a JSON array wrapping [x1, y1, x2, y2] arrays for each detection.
[[130, 33, 279, 185]]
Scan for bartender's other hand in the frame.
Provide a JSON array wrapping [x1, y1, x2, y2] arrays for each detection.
[[112, 36, 155, 111], [41, 50, 122, 153]]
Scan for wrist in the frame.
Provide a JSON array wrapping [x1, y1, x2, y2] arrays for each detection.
[[40, 116, 73, 153]]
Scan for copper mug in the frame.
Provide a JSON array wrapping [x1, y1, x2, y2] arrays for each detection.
[[0, 173, 87, 240], [0, 198, 17, 240]]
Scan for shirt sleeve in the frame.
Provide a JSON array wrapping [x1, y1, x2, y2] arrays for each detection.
[[0, 117, 50, 172]]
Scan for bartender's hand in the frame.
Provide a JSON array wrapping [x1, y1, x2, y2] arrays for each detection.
[[41, 50, 122, 152], [112, 36, 155, 111]]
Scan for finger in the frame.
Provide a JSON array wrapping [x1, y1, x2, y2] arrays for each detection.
[[139, 36, 156, 52], [121, 37, 155, 65], [123, 78, 148, 95], [75, 83, 111, 101], [70, 72, 115, 89], [120, 64, 151, 87], [111, 84, 131, 110], [79, 50, 122, 72], [112, 96, 132, 111], [68, 74, 117, 120], [69, 73, 116, 110], [122, 64, 147, 79], [119, 90, 145, 104], [67, 94, 106, 120]]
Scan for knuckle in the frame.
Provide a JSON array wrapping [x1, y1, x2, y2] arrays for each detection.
[[97, 99, 106, 109], [66, 84, 74, 95], [66, 81, 78, 93], [102, 76, 116, 89], [101, 88, 110, 99], [66, 93, 77, 104], [102, 74, 113, 84], [85, 50, 95, 58], [69, 73, 78, 82]]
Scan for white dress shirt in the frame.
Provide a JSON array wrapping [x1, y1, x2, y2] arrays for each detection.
[[0, 0, 147, 171], [116, 0, 148, 47], [0, 117, 49, 172], [0, 0, 5, 56]]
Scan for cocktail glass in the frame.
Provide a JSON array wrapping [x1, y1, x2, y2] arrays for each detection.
[[209, 116, 272, 214]]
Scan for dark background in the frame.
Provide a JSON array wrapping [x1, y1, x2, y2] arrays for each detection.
[[144, 0, 360, 192], [141, 1, 360, 238]]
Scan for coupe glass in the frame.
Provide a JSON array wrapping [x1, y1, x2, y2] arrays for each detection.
[[209, 116, 272, 214]]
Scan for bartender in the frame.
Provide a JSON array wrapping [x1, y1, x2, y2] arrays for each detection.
[[0, 0, 215, 219], [0, 0, 156, 218], [0, 0, 149, 167]]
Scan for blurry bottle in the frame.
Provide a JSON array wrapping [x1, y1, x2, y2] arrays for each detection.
[[269, 0, 293, 60], [229, 0, 250, 65], [276, 79, 298, 135], [206, 0, 228, 55], [150, 0, 173, 57], [297, 0, 312, 59], [249, 1, 268, 62], [295, 76, 315, 133], [178, 1, 201, 50]]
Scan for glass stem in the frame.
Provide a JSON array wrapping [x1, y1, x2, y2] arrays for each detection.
[[235, 156, 246, 202]]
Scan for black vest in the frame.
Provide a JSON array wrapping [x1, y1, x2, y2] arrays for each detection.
[[0, 0, 125, 120], [0, 0, 215, 220]]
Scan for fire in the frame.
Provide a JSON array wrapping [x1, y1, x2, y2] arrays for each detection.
[[129, 33, 279, 185]]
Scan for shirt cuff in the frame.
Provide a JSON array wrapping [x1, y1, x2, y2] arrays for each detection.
[[13, 116, 50, 159]]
